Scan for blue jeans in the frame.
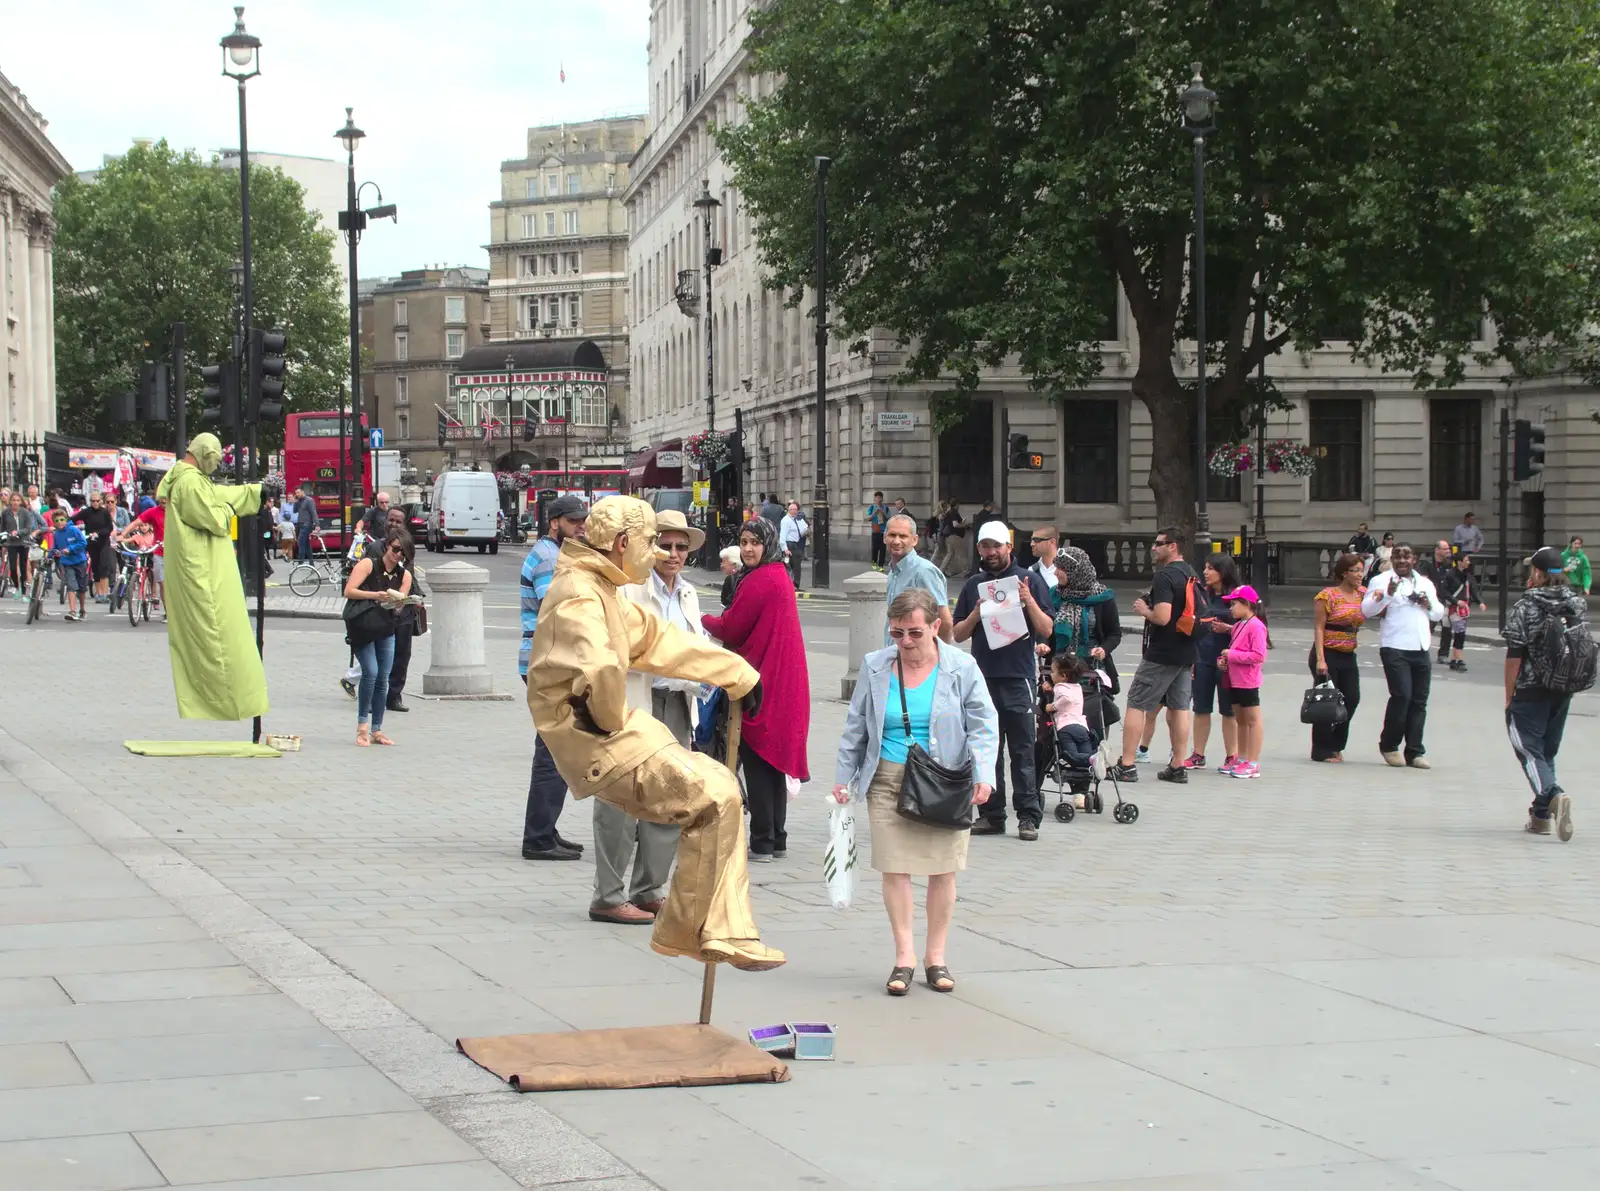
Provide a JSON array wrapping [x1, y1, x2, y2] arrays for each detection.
[[297, 524, 313, 560], [355, 634, 396, 728]]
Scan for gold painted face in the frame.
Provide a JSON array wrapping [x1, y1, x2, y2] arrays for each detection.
[[588, 496, 668, 584]]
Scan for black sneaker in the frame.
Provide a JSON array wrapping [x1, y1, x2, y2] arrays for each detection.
[[773, 849, 787, 859], [1156, 765, 1188, 784], [1017, 822, 1039, 841], [385, 698, 410, 712], [340, 678, 357, 698], [554, 834, 585, 854], [1110, 763, 1139, 782], [522, 845, 581, 861], [970, 820, 1007, 835]]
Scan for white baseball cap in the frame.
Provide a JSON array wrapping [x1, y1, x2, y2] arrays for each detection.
[[977, 521, 1011, 545]]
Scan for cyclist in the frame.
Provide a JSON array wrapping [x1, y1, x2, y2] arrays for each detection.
[[2, 490, 43, 597], [47, 507, 92, 622], [114, 494, 168, 618]]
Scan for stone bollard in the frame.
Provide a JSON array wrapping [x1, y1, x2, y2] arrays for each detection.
[[422, 561, 494, 696], [841, 570, 888, 699]]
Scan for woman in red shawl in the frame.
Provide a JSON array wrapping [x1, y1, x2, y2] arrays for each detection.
[[703, 516, 811, 862]]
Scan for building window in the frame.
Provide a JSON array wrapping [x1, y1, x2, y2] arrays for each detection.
[[565, 252, 581, 274], [544, 295, 560, 326], [563, 210, 579, 235], [525, 178, 537, 200], [1206, 415, 1241, 505], [1429, 397, 1483, 502], [394, 332, 408, 362], [524, 297, 540, 331], [544, 253, 559, 275], [545, 212, 557, 236], [394, 375, 409, 406], [397, 412, 409, 440], [446, 330, 466, 359], [519, 255, 534, 278], [1308, 397, 1364, 502], [1061, 401, 1119, 503], [573, 387, 608, 426], [393, 298, 407, 326], [482, 298, 491, 324], [567, 173, 580, 194], [522, 214, 536, 238], [546, 173, 559, 195], [445, 295, 466, 323], [566, 293, 582, 328]]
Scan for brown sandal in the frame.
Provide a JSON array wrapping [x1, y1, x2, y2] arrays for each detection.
[[925, 964, 955, 993], [356, 726, 371, 747], [371, 731, 395, 746], [886, 966, 914, 996]]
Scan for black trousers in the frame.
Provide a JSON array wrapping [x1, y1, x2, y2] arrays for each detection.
[[982, 677, 1041, 827], [5, 546, 26, 588], [870, 531, 886, 567], [741, 740, 788, 855], [787, 544, 805, 587], [1308, 647, 1361, 761], [1378, 647, 1431, 760], [387, 624, 413, 701], [1506, 688, 1572, 813], [521, 733, 569, 852]]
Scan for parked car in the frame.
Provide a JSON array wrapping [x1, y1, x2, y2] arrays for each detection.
[[402, 502, 429, 539], [427, 471, 500, 554]]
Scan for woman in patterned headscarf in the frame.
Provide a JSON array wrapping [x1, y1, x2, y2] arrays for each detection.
[[1050, 547, 1122, 685]]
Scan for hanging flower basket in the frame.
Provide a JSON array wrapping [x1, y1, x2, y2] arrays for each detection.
[[683, 430, 731, 470], [1208, 443, 1253, 477], [1264, 438, 1318, 478], [495, 470, 538, 491]]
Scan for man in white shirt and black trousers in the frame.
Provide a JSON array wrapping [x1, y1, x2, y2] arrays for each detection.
[[1360, 543, 1447, 768]]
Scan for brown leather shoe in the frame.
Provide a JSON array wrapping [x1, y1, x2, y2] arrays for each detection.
[[588, 902, 655, 925], [634, 898, 665, 915]]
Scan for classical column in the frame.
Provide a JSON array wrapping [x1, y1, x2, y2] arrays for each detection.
[[29, 217, 51, 436], [14, 205, 35, 440], [40, 228, 56, 433]]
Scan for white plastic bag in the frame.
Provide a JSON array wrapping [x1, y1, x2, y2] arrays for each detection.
[[823, 796, 858, 910]]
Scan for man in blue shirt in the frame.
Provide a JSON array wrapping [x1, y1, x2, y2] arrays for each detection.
[[47, 508, 92, 622], [953, 521, 1055, 839], [867, 491, 889, 569], [884, 513, 951, 642], [521, 495, 591, 860]]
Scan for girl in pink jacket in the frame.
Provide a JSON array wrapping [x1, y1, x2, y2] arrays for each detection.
[[1218, 585, 1270, 779]]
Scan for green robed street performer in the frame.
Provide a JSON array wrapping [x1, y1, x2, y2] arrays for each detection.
[[154, 433, 271, 721], [526, 495, 785, 972]]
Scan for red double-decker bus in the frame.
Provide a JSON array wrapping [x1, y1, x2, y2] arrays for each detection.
[[283, 411, 370, 548]]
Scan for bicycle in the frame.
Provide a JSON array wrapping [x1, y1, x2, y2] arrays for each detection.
[[25, 542, 48, 625], [115, 545, 159, 626], [0, 531, 28, 599], [287, 529, 349, 598]]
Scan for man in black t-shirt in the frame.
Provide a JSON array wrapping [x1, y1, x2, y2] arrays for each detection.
[[953, 521, 1056, 838], [1112, 528, 1198, 785]]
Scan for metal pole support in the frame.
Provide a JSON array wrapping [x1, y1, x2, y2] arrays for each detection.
[[700, 695, 745, 1025]]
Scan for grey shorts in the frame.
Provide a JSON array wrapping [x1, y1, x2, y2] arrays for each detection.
[[152, 554, 164, 584], [1126, 660, 1193, 713]]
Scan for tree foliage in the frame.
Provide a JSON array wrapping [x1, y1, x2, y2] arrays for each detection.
[[721, 0, 1600, 537], [52, 140, 344, 449]]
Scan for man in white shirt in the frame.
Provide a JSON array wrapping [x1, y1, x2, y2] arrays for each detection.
[[1451, 511, 1484, 556], [1029, 524, 1060, 588], [591, 510, 702, 924], [1360, 543, 1447, 768], [779, 500, 808, 588]]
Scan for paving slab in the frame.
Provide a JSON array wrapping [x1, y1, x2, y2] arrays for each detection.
[[0, 1132, 165, 1191], [0, 974, 71, 1008], [133, 1109, 482, 1185], [69, 1026, 365, 1083], [166, 1161, 523, 1191], [0, 939, 239, 979], [0, 1041, 88, 1089], [56, 964, 274, 1003], [1408, 1146, 1600, 1191], [0, 992, 321, 1046]]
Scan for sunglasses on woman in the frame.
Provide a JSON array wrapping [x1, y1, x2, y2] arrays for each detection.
[[888, 627, 927, 640]]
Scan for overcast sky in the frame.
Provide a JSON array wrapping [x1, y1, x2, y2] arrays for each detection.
[[3, 0, 648, 277]]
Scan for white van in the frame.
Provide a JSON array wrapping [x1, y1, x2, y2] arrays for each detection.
[[427, 471, 501, 554]]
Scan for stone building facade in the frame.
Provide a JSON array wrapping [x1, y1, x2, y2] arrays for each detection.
[[1, 68, 70, 442], [625, 2, 1600, 571], [487, 116, 645, 446], [359, 266, 491, 480]]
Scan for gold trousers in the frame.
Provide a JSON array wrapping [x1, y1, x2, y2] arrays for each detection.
[[597, 743, 758, 955]]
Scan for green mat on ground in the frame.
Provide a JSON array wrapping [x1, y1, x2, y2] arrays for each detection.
[[123, 741, 282, 758]]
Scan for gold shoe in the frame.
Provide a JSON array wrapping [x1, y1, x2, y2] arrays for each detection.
[[649, 938, 701, 961], [700, 938, 787, 972]]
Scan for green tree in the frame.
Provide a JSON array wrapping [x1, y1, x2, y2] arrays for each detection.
[[722, 0, 1600, 540], [52, 140, 344, 451]]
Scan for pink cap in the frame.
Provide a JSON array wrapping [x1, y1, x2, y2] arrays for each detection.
[[1222, 585, 1261, 603]]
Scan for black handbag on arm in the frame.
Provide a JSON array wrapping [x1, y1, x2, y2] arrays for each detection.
[[893, 657, 977, 830], [1299, 680, 1348, 727]]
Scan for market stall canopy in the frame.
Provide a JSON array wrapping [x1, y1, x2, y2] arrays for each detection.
[[627, 440, 684, 487], [68, 447, 176, 472]]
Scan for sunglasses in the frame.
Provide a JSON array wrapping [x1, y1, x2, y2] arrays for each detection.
[[661, 541, 691, 554], [888, 627, 927, 640], [1030, 535, 1054, 544], [1154, 539, 1173, 548]]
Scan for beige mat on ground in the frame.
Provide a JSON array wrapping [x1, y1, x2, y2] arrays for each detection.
[[457, 1023, 790, 1092], [123, 740, 281, 758]]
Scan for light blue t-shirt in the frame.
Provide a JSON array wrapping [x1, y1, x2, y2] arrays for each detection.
[[880, 664, 937, 764]]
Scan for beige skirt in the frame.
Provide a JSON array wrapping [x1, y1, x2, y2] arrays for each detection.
[[866, 760, 970, 876]]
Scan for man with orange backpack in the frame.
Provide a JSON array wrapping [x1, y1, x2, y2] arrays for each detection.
[[1112, 527, 1200, 784]]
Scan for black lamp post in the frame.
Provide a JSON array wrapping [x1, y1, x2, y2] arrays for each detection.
[[335, 108, 398, 535], [693, 182, 722, 567], [1250, 303, 1271, 601], [812, 156, 832, 588], [504, 351, 516, 482], [1180, 63, 1217, 558]]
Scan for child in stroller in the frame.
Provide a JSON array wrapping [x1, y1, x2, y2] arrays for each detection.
[[1044, 652, 1138, 824]]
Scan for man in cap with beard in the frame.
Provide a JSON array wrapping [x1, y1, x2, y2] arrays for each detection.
[[525, 495, 784, 972]]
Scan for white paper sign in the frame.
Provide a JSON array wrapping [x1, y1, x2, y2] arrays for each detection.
[[978, 574, 1027, 650]]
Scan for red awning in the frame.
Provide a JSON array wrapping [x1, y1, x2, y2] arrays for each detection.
[[626, 440, 684, 487]]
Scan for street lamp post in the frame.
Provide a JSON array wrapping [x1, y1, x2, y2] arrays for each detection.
[[1180, 63, 1217, 559], [504, 353, 516, 517], [812, 156, 832, 588], [693, 183, 722, 567], [1250, 303, 1271, 601]]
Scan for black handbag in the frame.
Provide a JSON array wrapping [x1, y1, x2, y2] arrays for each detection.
[[892, 657, 977, 830], [1300, 680, 1348, 727], [342, 597, 391, 641]]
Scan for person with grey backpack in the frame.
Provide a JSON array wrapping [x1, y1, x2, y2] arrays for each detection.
[[1503, 546, 1597, 840]]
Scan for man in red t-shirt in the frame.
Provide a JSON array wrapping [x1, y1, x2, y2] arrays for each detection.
[[114, 495, 168, 613]]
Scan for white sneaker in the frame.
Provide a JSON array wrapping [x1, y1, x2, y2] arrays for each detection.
[[1091, 746, 1109, 781], [1135, 747, 1151, 764]]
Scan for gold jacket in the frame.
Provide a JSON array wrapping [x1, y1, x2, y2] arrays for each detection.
[[527, 540, 759, 798]]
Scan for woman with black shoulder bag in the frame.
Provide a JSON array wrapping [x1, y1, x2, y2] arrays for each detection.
[[342, 529, 412, 746]]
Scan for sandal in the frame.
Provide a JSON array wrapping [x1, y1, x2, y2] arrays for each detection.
[[356, 726, 371, 747], [885, 966, 914, 997], [371, 731, 395, 746], [925, 964, 955, 993]]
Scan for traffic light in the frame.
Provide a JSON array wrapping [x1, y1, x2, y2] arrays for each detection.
[[1007, 432, 1043, 471], [200, 358, 237, 428], [1512, 419, 1547, 481], [137, 362, 170, 421], [248, 327, 287, 423]]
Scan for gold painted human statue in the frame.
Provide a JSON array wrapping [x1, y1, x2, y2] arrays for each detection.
[[526, 496, 785, 972]]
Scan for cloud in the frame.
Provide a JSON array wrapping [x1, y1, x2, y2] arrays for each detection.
[[3, 0, 647, 275]]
